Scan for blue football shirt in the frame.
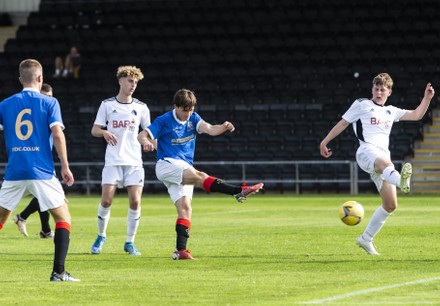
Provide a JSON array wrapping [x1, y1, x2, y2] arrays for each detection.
[[146, 109, 203, 165], [0, 88, 64, 180]]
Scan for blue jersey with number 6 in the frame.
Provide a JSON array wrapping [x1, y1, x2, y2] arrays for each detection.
[[0, 88, 64, 180]]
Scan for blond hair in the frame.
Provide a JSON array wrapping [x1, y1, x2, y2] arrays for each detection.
[[19, 59, 42, 84], [116, 65, 144, 80], [372, 73, 393, 89]]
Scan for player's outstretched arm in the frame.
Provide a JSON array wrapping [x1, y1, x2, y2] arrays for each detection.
[[320, 119, 350, 158], [401, 83, 435, 121], [198, 121, 235, 136]]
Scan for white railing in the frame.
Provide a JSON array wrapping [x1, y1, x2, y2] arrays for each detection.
[[0, 160, 405, 195]]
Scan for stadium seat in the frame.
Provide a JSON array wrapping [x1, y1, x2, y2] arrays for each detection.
[[6, 0, 436, 194]]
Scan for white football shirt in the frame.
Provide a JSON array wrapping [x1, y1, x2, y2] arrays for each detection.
[[342, 98, 407, 152], [94, 97, 150, 166]]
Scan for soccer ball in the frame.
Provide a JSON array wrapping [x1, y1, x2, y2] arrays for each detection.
[[339, 201, 364, 226]]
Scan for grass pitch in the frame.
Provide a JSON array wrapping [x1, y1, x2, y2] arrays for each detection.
[[1, 193, 440, 305]]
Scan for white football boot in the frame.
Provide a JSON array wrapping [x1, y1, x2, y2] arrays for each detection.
[[356, 235, 380, 255]]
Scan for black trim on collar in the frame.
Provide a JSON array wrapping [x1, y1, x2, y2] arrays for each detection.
[[371, 99, 384, 107]]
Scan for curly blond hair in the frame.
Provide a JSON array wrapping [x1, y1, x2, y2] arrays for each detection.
[[116, 65, 144, 80], [373, 73, 393, 89]]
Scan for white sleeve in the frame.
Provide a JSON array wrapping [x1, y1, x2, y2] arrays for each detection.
[[392, 106, 407, 122], [140, 105, 151, 129], [341, 99, 362, 123], [94, 102, 107, 127]]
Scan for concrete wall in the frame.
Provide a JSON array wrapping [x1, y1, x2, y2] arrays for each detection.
[[0, 0, 40, 12], [0, 0, 41, 25]]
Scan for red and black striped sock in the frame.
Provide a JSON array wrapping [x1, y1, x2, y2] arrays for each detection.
[[175, 218, 191, 251], [202, 176, 241, 195], [53, 222, 71, 274]]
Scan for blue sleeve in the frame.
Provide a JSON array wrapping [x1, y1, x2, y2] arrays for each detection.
[[47, 98, 64, 128], [147, 114, 165, 140]]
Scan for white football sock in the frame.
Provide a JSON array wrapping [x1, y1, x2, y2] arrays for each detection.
[[382, 166, 401, 187], [362, 206, 391, 241], [97, 203, 110, 237], [126, 208, 141, 243]]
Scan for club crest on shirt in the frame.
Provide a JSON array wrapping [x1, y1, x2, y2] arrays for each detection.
[[187, 122, 194, 131]]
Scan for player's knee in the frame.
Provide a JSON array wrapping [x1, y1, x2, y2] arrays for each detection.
[[101, 199, 112, 207], [383, 202, 397, 213], [129, 200, 141, 210], [50, 210, 71, 224]]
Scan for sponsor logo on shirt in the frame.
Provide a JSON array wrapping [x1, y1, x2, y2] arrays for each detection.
[[171, 135, 194, 144], [370, 117, 391, 127], [12, 146, 40, 152], [112, 119, 136, 132]]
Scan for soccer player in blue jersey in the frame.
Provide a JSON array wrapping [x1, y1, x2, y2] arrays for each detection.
[[0, 59, 79, 282], [320, 73, 434, 255], [13, 83, 55, 239], [138, 88, 264, 260], [90, 65, 153, 256]]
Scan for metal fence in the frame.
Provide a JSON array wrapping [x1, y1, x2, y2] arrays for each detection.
[[0, 160, 404, 195]]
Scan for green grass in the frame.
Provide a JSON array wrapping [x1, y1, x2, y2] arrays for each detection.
[[2, 193, 440, 305]]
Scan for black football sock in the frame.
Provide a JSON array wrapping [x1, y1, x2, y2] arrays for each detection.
[[203, 177, 242, 195], [20, 197, 40, 219], [38, 210, 51, 233], [176, 219, 191, 251], [53, 223, 70, 274]]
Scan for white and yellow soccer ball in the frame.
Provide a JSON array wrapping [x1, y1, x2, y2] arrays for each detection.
[[339, 201, 364, 226]]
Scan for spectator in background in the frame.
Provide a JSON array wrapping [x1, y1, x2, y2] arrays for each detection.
[[13, 83, 55, 239], [53, 46, 81, 79]]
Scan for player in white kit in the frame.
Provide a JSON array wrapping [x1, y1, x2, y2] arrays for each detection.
[[320, 73, 435, 255], [90, 66, 153, 256]]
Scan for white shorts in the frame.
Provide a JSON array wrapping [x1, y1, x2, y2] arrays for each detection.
[[102, 166, 144, 188], [356, 143, 391, 192], [0, 177, 67, 212], [156, 158, 194, 203]]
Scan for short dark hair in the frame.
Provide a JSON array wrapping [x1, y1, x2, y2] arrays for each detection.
[[173, 89, 197, 111], [41, 83, 53, 93]]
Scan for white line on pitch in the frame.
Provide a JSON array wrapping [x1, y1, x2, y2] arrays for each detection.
[[298, 277, 440, 305]]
